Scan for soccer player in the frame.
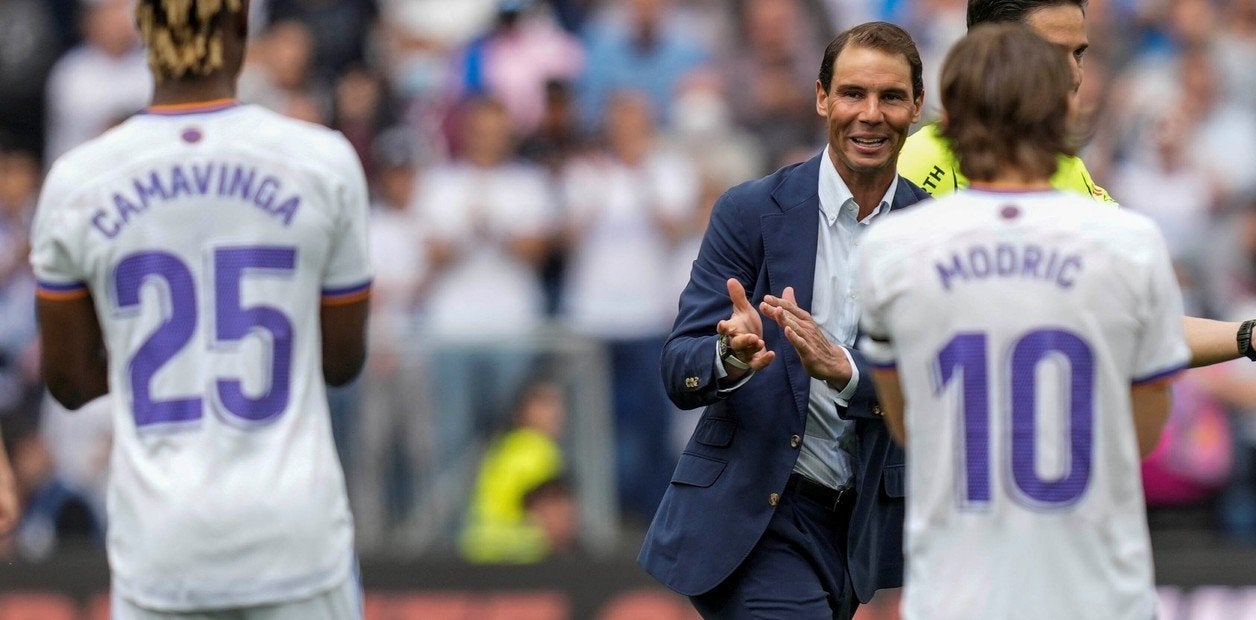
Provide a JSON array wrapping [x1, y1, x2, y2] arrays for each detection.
[[30, 1, 371, 618], [900, 0, 1256, 371], [857, 24, 1188, 619]]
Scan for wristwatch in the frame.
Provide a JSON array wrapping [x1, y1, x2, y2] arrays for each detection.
[[719, 334, 751, 370], [1239, 319, 1256, 362]]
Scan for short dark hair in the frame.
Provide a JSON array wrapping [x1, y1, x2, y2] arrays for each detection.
[[940, 23, 1074, 181], [966, 0, 1087, 28], [818, 22, 923, 99]]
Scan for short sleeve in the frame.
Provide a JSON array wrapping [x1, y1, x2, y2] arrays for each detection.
[[897, 124, 961, 199], [30, 160, 89, 300], [321, 135, 373, 304], [856, 233, 897, 368], [1131, 224, 1189, 383], [1051, 155, 1117, 205]]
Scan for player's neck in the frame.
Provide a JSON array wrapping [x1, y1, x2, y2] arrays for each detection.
[[150, 77, 237, 108], [968, 169, 1051, 192]]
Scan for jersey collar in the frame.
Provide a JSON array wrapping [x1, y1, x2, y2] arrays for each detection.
[[143, 99, 241, 116]]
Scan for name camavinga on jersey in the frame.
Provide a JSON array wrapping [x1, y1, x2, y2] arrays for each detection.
[[91, 161, 302, 239]]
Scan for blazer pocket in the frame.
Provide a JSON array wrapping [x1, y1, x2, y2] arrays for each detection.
[[671, 453, 727, 488], [694, 417, 736, 447], [881, 464, 906, 498]]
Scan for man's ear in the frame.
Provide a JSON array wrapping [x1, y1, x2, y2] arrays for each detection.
[[815, 79, 828, 118], [912, 90, 925, 124]]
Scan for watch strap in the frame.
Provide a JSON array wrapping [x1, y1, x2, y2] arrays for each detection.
[[719, 334, 751, 370], [1239, 319, 1256, 362]]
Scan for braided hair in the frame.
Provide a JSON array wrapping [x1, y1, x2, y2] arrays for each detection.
[[136, 0, 244, 83]]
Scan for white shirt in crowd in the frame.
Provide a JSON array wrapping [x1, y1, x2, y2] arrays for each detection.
[[414, 160, 553, 337]]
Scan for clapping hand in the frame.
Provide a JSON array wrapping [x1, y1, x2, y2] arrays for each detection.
[[717, 278, 775, 374], [760, 287, 852, 387]]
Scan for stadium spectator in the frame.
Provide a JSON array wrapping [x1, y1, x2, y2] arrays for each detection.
[[265, 0, 379, 82], [450, 0, 585, 135], [1110, 108, 1218, 262], [721, 0, 827, 167], [641, 22, 928, 618], [353, 126, 433, 551], [1215, 0, 1256, 116], [332, 66, 400, 181], [412, 95, 555, 538], [0, 0, 63, 161], [460, 378, 567, 563], [1203, 195, 1256, 543], [558, 90, 699, 524], [576, 0, 710, 130], [858, 24, 1187, 618], [0, 142, 40, 425], [43, 0, 151, 163], [7, 418, 103, 561], [237, 19, 329, 122], [522, 475, 581, 557]]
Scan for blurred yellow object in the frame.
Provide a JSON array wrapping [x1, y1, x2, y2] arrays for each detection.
[[899, 122, 1115, 203], [460, 427, 563, 564]]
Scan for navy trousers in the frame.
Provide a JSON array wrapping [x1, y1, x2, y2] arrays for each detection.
[[689, 481, 858, 619]]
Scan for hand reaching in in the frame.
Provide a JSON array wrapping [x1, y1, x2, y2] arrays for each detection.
[[760, 287, 852, 387], [717, 278, 775, 374]]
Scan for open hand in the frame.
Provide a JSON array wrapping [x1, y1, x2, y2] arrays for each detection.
[[760, 287, 852, 386], [717, 278, 775, 372]]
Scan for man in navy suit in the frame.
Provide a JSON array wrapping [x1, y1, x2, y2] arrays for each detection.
[[638, 22, 929, 618]]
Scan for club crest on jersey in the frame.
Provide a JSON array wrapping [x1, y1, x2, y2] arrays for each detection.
[[92, 162, 302, 239]]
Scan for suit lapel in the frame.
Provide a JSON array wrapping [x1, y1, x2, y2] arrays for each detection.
[[762, 154, 822, 421]]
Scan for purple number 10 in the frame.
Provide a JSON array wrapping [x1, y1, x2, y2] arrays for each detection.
[[113, 246, 296, 428], [936, 329, 1094, 509]]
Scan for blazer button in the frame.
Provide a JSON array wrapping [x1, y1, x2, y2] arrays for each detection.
[[872, 404, 882, 416], [768, 493, 780, 506], [790, 434, 801, 448]]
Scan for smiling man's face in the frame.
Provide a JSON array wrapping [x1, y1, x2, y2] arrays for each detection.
[[816, 44, 922, 185]]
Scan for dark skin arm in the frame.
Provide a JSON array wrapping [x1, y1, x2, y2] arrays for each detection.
[[37, 294, 108, 410], [321, 296, 369, 386], [39, 291, 368, 405]]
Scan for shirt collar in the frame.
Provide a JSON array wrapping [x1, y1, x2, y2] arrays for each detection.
[[817, 147, 898, 226]]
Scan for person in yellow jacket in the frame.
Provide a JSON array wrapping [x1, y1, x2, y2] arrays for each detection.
[[900, 122, 1113, 203], [460, 379, 567, 563], [899, 0, 1256, 369]]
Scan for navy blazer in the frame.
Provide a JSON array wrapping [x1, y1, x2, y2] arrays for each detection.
[[638, 153, 930, 602]]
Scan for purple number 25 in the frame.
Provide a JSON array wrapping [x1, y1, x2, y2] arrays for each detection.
[[113, 246, 296, 428], [936, 329, 1094, 509]]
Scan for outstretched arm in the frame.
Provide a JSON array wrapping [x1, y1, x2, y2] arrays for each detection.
[[1184, 316, 1253, 368], [1131, 379, 1174, 457]]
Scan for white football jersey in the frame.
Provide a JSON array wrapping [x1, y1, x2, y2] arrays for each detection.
[[856, 189, 1188, 620], [30, 102, 371, 611]]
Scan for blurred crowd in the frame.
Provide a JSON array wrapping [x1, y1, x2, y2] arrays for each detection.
[[0, 0, 1255, 563]]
